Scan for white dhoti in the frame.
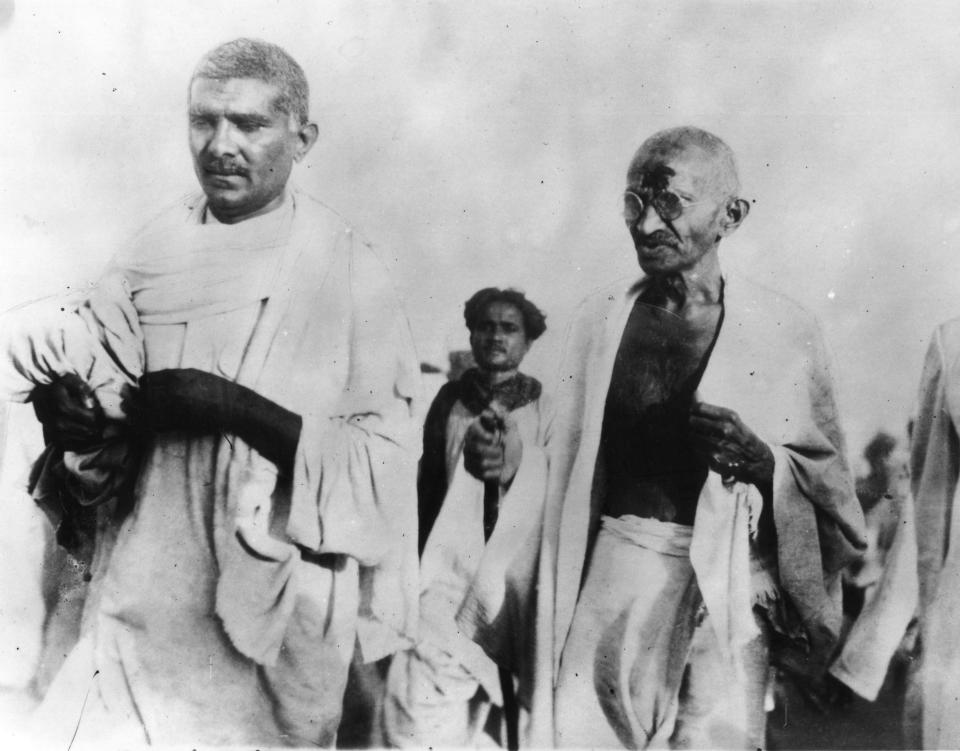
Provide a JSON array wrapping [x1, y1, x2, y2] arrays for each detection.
[[555, 515, 699, 749], [669, 601, 770, 750]]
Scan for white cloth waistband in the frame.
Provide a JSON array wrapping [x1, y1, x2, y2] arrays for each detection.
[[600, 514, 693, 557]]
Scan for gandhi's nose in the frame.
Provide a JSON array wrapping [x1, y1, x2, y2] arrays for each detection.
[[639, 203, 667, 234]]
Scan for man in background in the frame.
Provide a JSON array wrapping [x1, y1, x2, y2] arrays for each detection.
[[385, 287, 549, 748]]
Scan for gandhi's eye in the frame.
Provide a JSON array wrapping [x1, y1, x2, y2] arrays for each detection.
[[189, 115, 213, 129]]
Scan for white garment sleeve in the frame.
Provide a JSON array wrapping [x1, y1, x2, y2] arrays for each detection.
[[0, 277, 143, 417], [911, 326, 958, 624]]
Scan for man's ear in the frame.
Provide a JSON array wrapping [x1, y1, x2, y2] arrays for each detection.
[[293, 122, 319, 163], [718, 197, 750, 237]]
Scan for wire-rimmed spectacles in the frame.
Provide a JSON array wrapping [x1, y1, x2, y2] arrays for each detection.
[[622, 189, 708, 224]]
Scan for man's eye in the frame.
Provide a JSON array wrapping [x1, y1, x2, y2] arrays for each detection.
[[236, 121, 263, 133], [189, 116, 212, 128]]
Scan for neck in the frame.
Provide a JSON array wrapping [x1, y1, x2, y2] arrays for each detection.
[[477, 368, 518, 386], [671, 250, 724, 304]]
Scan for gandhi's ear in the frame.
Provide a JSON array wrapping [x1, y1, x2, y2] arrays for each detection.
[[718, 198, 750, 237], [293, 122, 319, 162]]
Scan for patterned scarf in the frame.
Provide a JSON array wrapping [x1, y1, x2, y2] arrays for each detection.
[[456, 367, 542, 415]]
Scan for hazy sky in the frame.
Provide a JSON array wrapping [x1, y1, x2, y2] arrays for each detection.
[[4, 0, 960, 462]]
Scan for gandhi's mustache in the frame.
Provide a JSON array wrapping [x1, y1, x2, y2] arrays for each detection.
[[202, 158, 248, 177], [639, 230, 679, 248]]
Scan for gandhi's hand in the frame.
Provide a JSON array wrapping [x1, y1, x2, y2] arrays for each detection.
[[689, 402, 774, 487], [31, 373, 105, 450], [463, 407, 523, 485]]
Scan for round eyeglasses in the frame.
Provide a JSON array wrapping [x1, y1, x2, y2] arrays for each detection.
[[623, 189, 707, 224]]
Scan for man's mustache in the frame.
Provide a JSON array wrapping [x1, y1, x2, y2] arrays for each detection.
[[639, 230, 678, 248], [203, 159, 247, 176]]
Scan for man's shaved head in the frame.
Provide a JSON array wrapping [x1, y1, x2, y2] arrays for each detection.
[[627, 126, 741, 199]]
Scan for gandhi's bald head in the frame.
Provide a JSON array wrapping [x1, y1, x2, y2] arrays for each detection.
[[627, 126, 740, 200], [623, 126, 750, 277]]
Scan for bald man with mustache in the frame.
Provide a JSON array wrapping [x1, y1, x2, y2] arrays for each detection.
[[508, 126, 867, 748]]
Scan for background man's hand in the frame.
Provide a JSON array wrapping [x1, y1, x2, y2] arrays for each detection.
[[31, 373, 104, 450], [463, 406, 523, 485], [689, 401, 774, 487]]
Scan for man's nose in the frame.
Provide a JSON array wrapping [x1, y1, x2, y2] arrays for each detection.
[[207, 120, 238, 157]]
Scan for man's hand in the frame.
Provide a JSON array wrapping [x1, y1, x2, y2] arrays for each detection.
[[688, 402, 774, 487], [463, 407, 523, 485], [31, 373, 104, 450]]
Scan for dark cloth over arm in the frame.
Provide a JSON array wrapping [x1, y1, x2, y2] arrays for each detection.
[[132, 368, 302, 475], [417, 380, 461, 555]]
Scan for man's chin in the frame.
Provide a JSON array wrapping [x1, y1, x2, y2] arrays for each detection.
[[636, 255, 670, 275], [477, 361, 517, 374], [203, 189, 252, 216], [201, 183, 233, 201]]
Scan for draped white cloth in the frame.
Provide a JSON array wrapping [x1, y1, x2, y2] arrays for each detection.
[[1, 190, 420, 748], [829, 453, 917, 701]]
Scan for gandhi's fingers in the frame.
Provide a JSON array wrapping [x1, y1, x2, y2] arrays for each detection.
[[690, 402, 740, 421], [689, 415, 735, 440], [690, 436, 739, 466], [690, 425, 748, 448], [690, 432, 735, 455]]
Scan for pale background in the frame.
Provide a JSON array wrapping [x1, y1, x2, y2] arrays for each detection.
[[4, 0, 960, 466]]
